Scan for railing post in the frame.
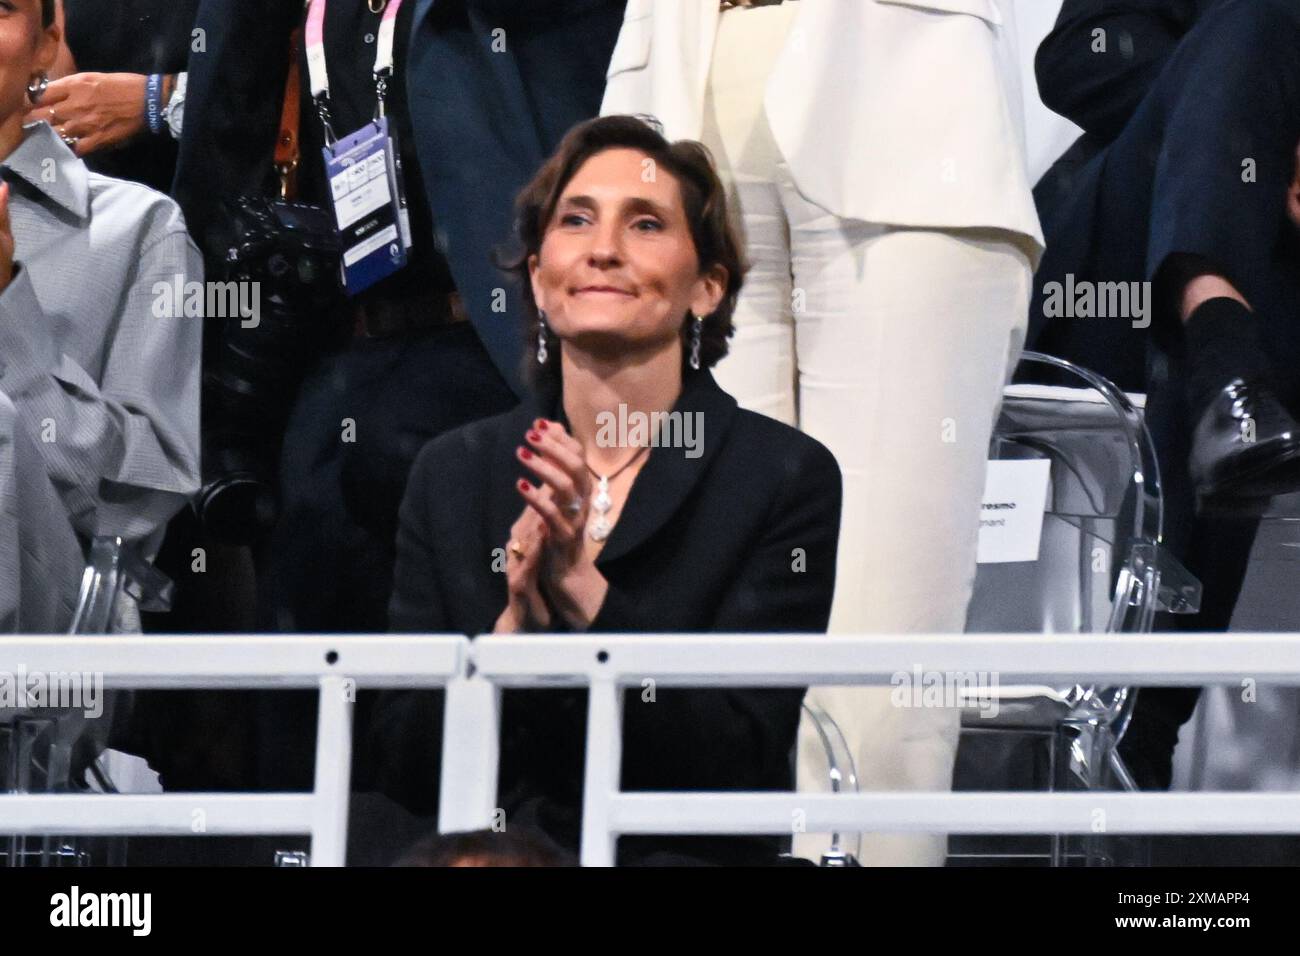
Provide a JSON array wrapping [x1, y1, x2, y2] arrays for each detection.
[[580, 676, 623, 867], [309, 675, 354, 867], [438, 672, 501, 833]]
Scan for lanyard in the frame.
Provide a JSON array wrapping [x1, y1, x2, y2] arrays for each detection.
[[304, 0, 405, 145]]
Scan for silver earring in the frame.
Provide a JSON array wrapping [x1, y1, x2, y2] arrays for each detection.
[[27, 73, 49, 105], [537, 311, 549, 364], [689, 313, 703, 370]]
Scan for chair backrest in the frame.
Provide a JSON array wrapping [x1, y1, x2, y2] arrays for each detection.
[[968, 352, 1197, 637], [965, 353, 1201, 724], [70, 536, 174, 635], [3, 541, 172, 786], [799, 701, 861, 865]]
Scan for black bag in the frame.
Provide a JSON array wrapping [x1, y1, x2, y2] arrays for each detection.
[[198, 196, 344, 543], [196, 31, 345, 544]]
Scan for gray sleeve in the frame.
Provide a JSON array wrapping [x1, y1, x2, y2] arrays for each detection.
[[0, 223, 203, 541]]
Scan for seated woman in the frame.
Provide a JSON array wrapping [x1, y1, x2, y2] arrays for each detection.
[[373, 114, 843, 866], [0, 0, 200, 630]]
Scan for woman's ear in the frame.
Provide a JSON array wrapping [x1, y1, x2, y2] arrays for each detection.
[[689, 264, 727, 319], [528, 252, 546, 314]]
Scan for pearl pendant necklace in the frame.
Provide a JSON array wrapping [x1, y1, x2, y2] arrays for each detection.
[[585, 445, 649, 542], [588, 476, 616, 542]]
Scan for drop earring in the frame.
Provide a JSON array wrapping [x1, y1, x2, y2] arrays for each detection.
[[27, 73, 49, 105], [689, 313, 703, 370], [537, 310, 549, 364]]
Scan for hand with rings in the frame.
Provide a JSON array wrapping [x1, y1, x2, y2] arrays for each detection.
[[514, 418, 609, 631], [22, 72, 153, 159], [493, 504, 552, 633], [44, 109, 76, 149]]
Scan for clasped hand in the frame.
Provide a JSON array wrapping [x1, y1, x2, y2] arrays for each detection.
[[494, 418, 609, 633]]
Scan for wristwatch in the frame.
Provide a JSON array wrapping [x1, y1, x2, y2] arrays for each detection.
[[162, 72, 188, 141]]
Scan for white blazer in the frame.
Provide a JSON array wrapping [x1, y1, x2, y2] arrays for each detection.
[[600, 0, 1045, 259]]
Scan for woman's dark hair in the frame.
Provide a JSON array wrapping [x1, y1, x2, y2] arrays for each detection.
[[42, 0, 55, 27], [393, 827, 577, 867], [502, 114, 746, 388]]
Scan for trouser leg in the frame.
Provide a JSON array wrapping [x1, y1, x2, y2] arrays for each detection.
[[700, 0, 1033, 865], [787, 220, 1030, 866]]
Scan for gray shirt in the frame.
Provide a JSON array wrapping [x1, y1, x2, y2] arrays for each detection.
[[0, 121, 201, 545]]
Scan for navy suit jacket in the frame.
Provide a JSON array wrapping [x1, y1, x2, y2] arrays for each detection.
[[1035, 0, 1224, 145], [405, 0, 625, 395]]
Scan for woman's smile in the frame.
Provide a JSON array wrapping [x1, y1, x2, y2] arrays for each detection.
[[571, 284, 636, 299]]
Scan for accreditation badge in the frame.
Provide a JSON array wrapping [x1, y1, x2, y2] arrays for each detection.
[[324, 116, 409, 295]]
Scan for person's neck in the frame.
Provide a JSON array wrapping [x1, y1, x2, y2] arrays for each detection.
[[0, 114, 26, 166], [561, 343, 684, 473]]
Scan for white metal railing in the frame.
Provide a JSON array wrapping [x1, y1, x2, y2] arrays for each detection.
[[4, 633, 1300, 867], [0, 635, 467, 866], [455, 633, 1300, 866]]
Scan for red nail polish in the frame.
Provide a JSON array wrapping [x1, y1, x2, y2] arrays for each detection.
[[527, 430, 541, 443], [518, 479, 531, 492], [518, 446, 533, 460], [536, 419, 548, 431]]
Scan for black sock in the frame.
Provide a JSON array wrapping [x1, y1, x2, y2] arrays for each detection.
[[1182, 297, 1271, 417]]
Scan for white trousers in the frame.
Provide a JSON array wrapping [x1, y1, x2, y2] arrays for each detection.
[[701, 4, 1032, 865]]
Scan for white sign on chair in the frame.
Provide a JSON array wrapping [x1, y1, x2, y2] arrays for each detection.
[[977, 459, 1051, 564]]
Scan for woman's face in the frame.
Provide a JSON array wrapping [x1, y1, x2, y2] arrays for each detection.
[[0, 1, 57, 131], [529, 147, 726, 364]]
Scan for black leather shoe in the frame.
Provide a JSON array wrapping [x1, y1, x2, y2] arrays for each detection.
[[1190, 378, 1300, 501]]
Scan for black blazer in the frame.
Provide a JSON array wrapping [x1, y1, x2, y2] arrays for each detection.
[[374, 369, 843, 865]]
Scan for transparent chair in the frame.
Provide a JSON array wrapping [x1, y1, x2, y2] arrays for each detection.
[[800, 701, 862, 866], [1, 536, 173, 867], [950, 352, 1202, 866]]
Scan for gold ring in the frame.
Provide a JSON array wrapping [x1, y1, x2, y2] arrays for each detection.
[[508, 540, 526, 560]]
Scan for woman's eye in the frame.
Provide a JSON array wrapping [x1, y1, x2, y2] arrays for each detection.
[[559, 213, 589, 227], [632, 218, 664, 232]]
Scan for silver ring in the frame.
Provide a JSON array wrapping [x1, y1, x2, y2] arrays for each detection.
[[565, 496, 583, 515]]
